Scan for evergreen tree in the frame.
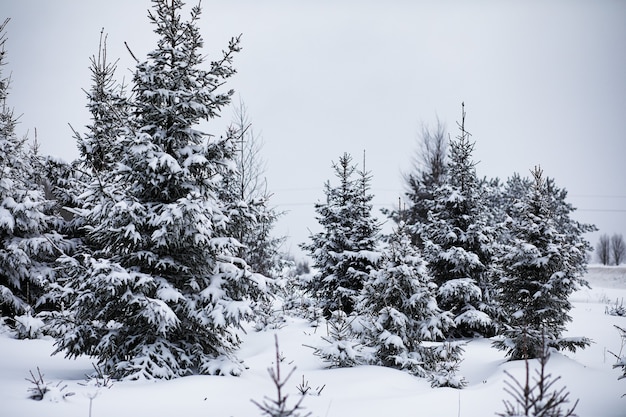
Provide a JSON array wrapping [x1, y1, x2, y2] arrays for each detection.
[[503, 174, 532, 214], [51, 29, 132, 251], [0, 19, 73, 320], [357, 221, 458, 380], [493, 166, 593, 360], [420, 103, 500, 337], [52, 0, 263, 379], [300, 152, 381, 316], [480, 176, 506, 224], [75, 29, 130, 175]]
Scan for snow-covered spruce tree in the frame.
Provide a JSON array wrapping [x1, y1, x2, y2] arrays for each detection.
[[47, 29, 132, 252], [42, 29, 135, 337], [357, 221, 465, 386], [502, 174, 532, 216], [306, 310, 372, 368], [493, 166, 593, 360], [480, 176, 506, 224], [0, 18, 73, 323], [52, 1, 264, 379], [75, 29, 130, 176], [420, 103, 501, 338], [300, 152, 382, 317]]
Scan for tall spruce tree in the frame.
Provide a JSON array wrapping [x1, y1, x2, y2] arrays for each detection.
[[52, 0, 264, 379], [301, 152, 381, 316], [0, 19, 74, 322], [493, 166, 593, 360], [420, 104, 500, 337]]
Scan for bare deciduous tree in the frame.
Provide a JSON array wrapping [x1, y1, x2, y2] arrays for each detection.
[[394, 118, 448, 245], [596, 234, 611, 265], [231, 98, 268, 203], [611, 233, 626, 265], [227, 98, 284, 277], [413, 118, 448, 188]]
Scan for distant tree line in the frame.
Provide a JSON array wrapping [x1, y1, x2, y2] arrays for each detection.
[[596, 233, 625, 265]]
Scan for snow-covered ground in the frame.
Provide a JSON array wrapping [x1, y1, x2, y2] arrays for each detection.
[[2, 265, 625, 417]]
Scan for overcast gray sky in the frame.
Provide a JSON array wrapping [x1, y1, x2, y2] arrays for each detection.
[[4, 0, 626, 259]]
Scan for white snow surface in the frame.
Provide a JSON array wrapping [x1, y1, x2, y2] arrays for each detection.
[[1, 265, 625, 416]]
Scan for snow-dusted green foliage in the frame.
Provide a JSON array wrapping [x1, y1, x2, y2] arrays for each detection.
[[493, 167, 593, 360], [357, 222, 458, 381], [0, 19, 73, 321], [51, 0, 265, 379], [44, 29, 132, 259], [420, 104, 500, 337], [301, 152, 382, 316], [14, 311, 45, 339], [75, 30, 130, 175], [307, 311, 373, 368]]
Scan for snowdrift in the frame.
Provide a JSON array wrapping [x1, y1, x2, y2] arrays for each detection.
[[1, 266, 625, 417]]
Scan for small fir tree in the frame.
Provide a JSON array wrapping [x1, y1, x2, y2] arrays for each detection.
[[493, 166, 593, 360], [357, 221, 464, 385], [300, 152, 382, 316], [252, 335, 311, 417], [306, 310, 372, 368], [47, 28, 132, 261]]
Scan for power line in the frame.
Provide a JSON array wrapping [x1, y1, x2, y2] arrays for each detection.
[[577, 209, 626, 213], [273, 202, 396, 207], [274, 189, 626, 200], [273, 203, 626, 212], [570, 195, 626, 199]]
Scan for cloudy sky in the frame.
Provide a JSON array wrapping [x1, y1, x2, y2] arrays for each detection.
[[4, 0, 626, 258]]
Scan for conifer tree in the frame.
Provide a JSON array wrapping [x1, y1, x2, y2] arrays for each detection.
[[420, 103, 500, 337], [47, 29, 132, 251], [52, 0, 263, 379], [357, 221, 458, 381], [301, 152, 381, 316], [76, 29, 130, 175], [0, 19, 73, 320], [493, 166, 593, 360]]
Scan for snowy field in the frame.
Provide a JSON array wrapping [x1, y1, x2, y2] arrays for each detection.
[[1, 266, 625, 417]]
